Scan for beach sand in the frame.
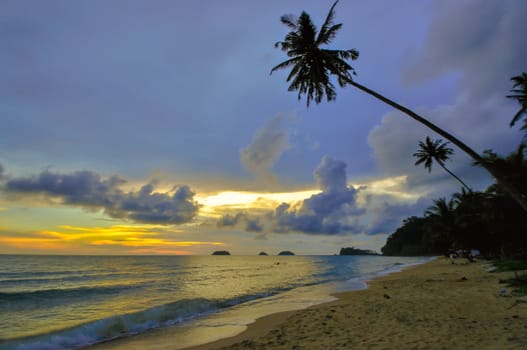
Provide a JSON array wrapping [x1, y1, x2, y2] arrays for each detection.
[[187, 257, 527, 350]]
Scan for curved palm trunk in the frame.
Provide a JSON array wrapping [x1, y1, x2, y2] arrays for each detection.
[[344, 77, 527, 213], [439, 163, 471, 192]]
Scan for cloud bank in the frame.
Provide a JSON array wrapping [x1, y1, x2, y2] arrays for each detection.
[[220, 156, 371, 235], [272, 157, 365, 234], [4, 169, 200, 225]]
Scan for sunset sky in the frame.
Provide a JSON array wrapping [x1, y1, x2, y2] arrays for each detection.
[[1, 0, 526, 255]]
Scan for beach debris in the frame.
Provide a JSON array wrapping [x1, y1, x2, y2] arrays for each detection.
[[383, 294, 391, 299]]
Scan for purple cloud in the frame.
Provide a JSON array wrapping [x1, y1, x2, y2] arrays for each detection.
[[5, 169, 200, 224]]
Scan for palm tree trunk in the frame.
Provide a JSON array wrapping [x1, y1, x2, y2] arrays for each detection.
[[439, 163, 471, 192], [344, 77, 527, 213]]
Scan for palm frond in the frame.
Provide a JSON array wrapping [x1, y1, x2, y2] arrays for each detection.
[[507, 72, 527, 127], [280, 14, 298, 30], [509, 106, 526, 127], [272, 1, 358, 106], [316, 0, 339, 46], [286, 60, 305, 82], [270, 57, 302, 75], [317, 23, 342, 46]]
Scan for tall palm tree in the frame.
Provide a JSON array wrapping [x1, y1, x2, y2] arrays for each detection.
[[476, 144, 527, 197], [270, 0, 527, 213], [413, 136, 471, 191], [425, 197, 456, 218], [425, 197, 457, 246], [507, 72, 527, 131]]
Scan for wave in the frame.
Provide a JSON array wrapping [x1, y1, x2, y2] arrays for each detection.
[[0, 293, 280, 350], [0, 284, 140, 306], [341, 257, 435, 291]]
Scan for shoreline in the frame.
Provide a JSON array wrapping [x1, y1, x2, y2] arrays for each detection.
[[186, 257, 527, 350]]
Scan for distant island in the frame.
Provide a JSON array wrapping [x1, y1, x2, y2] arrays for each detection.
[[212, 251, 231, 255], [258, 252, 268, 256], [278, 251, 295, 256], [339, 247, 379, 256]]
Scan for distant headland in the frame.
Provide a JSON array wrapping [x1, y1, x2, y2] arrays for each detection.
[[339, 247, 379, 256]]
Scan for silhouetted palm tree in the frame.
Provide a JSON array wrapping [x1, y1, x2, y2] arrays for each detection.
[[476, 144, 527, 197], [425, 197, 457, 246], [271, 1, 527, 213], [507, 72, 527, 131], [425, 197, 456, 218], [414, 136, 471, 191]]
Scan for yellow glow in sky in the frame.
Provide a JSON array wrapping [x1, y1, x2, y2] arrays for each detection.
[[196, 189, 319, 217], [0, 225, 225, 255], [0, 175, 421, 255]]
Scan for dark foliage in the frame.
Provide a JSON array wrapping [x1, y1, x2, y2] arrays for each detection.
[[382, 146, 527, 258], [414, 136, 471, 191], [507, 72, 527, 133]]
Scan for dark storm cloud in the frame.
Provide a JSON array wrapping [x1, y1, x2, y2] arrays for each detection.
[[4, 170, 200, 224]]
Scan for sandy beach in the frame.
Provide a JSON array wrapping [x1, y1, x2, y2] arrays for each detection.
[[188, 257, 527, 350]]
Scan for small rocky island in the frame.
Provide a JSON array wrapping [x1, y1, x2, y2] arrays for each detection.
[[212, 250, 231, 255], [258, 252, 268, 256], [278, 251, 295, 256]]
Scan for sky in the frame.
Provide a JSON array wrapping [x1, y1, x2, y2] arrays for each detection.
[[1, 0, 526, 255]]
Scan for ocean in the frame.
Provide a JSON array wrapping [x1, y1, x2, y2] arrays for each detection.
[[0, 254, 429, 350]]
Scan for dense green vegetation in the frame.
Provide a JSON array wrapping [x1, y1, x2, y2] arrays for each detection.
[[382, 145, 527, 258], [493, 259, 527, 272], [382, 69, 527, 258], [493, 259, 527, 296]]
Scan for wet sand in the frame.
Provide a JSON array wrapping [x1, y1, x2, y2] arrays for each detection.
[[188, 257, 527, 350]]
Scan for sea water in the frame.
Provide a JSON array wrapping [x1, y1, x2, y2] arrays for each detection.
[[0, 254, 429, 349]]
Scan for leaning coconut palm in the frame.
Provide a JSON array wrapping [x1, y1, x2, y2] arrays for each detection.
[[507, 72, 527, 132], [414, 136, 471, 191], [271, 1, 527, 213]]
